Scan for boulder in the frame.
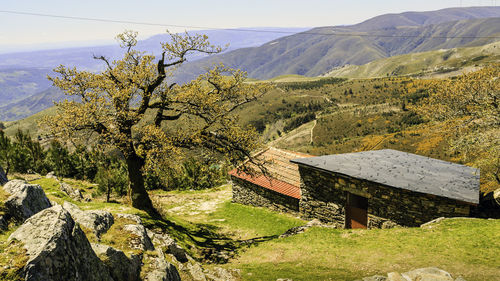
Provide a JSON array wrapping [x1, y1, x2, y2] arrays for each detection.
[[8, 205, 111, 281], [204, 267, 240, 281], [45, 171, 57, 179], [381, 221, 399, 229], [402, 267, 454, 281], [60, 182, 84, 201], [358, 267, 465, 281], [117, 213, 143, 224], [92, 243, 141, 281], [386, 272, 405, 281], [420, 217, 446, 228], [149, 231, 188, 263], [3, 180, 51, 221], [143, 257, 181, 281], [123, 223, 155, 251], [361, 276, 387, 281], [62, 201, 114, 238], [0, 165, 7, 185]]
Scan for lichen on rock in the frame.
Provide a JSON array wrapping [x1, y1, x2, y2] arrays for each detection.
[[8, 205, 111, 281]]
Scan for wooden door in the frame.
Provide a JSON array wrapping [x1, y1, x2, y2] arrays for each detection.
[[345, 192, 368, 229]]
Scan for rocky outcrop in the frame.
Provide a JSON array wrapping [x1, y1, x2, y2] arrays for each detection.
[[143, 254, 182, 281], [45, 171, 57, 179], [3, 180, 51, 222], [60, 182, 84, 201], [358, 267, 465, 281], [92, 243, 141, 281], [8, 205, 111, 281], [149, 230, 188, 263], [63, 201, 114, 238], [0, 165, 7, 185], [123, 223, 155, 251], [117, 213, 143, 224]]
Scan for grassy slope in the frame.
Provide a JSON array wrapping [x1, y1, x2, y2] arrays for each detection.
[[228, 219, 500, 281], [150, 186, 500, 281], [3, 107, 57, 138], [325, 41, 500, 78], [151, 186, 304, 240]]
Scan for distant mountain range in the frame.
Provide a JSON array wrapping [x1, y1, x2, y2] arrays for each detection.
[[0, 27, 308, 114], [173, 7, 500, 81], [1, 6, 500, 121], [0, 27, 310, 71]]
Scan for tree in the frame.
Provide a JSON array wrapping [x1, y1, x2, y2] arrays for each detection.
[[45, 31, 268, 214], [0, 130, 13, 176], [95, 160, 128, 203], [411, 65, 499, 189]]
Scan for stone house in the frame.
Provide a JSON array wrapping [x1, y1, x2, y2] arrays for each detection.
[[291, 149, 480, 228], [231, 148, 480, 228]]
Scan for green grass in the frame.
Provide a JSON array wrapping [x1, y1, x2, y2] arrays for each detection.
[[226, 218, 500, 281], [29, 178, 70, 204], [207, 202, 304, 240], [3, 107, 57, 138], [0, 228, 26, 281]]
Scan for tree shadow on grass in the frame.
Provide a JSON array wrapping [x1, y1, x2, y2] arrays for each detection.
[[139, 211, 280, 264]]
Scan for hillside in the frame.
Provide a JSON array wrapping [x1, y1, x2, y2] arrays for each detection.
[[324, 41, 500, 78], [0, 67, 54, 105], [173, 16, 500, 81], [0, 88, 64, 121]]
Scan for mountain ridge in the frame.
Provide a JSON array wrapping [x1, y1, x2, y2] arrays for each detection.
[[172, 16, 500, 81], [1, 7, 500, 121]]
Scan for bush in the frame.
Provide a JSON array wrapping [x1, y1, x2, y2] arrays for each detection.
[[283, 112, 316, 132], [399, 112, 424, 126]]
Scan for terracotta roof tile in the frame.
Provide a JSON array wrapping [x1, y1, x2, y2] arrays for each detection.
[[229, 147, 312, 199], [229, 170, 301, 199]]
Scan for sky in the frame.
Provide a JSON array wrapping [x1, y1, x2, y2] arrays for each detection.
[[0, 0, 498, 52]]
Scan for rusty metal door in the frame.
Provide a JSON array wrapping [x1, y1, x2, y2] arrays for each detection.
[[345, 193, 368, 229]]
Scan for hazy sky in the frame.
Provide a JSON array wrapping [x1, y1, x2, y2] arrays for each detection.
[[0, 0, 498, 51]]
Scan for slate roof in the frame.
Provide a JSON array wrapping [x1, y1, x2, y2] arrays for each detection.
[[291, 149, 480, 204], [229, 147, 311, 199]]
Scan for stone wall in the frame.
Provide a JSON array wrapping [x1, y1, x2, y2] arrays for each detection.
[[298, 166, 473, 227], [231, 176, 299, 213]]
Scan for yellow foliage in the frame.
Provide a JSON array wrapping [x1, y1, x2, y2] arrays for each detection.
[[40, 31, 270, 210], [411, 65, 500, 186]]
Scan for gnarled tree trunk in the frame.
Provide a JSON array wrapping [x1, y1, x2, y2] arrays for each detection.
[[0, 165, 7, 185], [125, 153, 156, 215]]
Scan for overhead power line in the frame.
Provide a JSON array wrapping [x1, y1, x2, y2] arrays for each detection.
[[1, 9, 500, 39]]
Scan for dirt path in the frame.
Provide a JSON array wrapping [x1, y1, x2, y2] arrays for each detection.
[[151, 185, 232, 219]]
